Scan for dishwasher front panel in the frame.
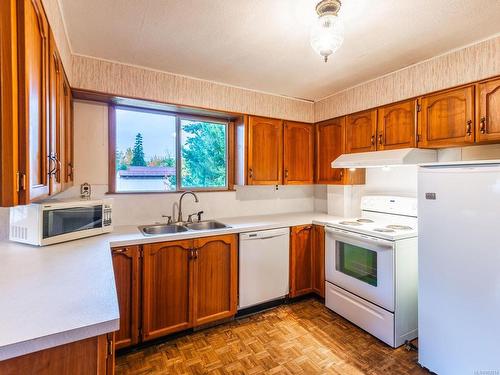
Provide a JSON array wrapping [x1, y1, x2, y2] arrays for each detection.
[[238, 228, 290, 309]]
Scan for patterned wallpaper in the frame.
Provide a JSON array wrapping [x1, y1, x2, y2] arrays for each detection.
[[71, 55, 315, 123], [314, 36, 500, 122]]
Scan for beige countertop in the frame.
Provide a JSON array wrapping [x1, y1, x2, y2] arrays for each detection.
[[0, 211, 341, 361]]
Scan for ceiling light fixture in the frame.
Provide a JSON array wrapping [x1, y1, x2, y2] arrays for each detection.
[[310, 0, 344, 62]]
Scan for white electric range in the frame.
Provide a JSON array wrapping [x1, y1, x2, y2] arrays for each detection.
[[324, 196, 418, 348]]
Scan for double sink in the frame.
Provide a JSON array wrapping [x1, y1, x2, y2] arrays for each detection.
[[138, 220, 229, 236]]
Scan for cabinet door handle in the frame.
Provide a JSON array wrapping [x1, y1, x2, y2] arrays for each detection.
[[378, 134, 383, 145], [371, 135, 375, 146], [480, 117, 487, 134], [113, 248, 126, 254], [67, 162, 73, 178], [248, 168, 253, 179], [338, 169, 344, 181], [284, 169, 289, 178], [466, 120, 472, 136]]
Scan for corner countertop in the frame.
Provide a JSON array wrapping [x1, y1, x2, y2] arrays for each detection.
[[0, 211, 341, 361]]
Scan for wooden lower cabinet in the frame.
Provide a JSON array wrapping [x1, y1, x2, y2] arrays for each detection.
[[142, 240, 193, 341], [112, 234, 238, 347], [111, 246, 140, 349], [0, 334, 114, 375], [311, 225, 325, 298], [290, 225, 325, 299], [192, 235, 238, 326], [290, 225, 313, 297]]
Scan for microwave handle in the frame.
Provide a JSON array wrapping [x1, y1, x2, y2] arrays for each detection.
[[325, 226, 394, 249]]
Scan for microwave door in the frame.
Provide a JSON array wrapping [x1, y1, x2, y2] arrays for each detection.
[[43, 205, 103, 239]]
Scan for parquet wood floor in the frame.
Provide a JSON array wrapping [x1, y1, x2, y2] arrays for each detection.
[[116, 299, 429, 375]]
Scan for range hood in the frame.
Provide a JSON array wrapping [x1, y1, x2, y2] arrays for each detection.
[[332, 148, 437, 168]]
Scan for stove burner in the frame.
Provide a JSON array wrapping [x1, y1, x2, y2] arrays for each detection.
[[339, 221, 362, 226], [356, 218, 374, 223], [374, 228, 396, 233], [386, 225, 413, 230]]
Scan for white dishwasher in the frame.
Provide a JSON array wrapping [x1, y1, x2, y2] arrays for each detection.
[[238, 228, 290, 309]]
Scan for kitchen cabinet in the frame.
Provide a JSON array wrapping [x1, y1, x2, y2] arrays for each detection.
[[346, 109, 378, 153], [377, 100, 417, 150], [315, 118, 365, 185], [142, 240, 193, 341], [283, 121, 314, 184], [137, 235, 237, 343], [418, 86, 475, 148], [111, 246, 141, 350], [17, 0, 51, 202], [476, 78, 500, 143], [311, 225, 325, 298], [290, 225, 313, 297], [247, 116, 283, 185], [63, 76, 74, 187], [0, 0, 20, 206], [0, 334, 115, 375], [192, 235, 238, 326]]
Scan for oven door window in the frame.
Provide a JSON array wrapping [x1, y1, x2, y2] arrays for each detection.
[[43, 206, 103, 239], [336, 241, 377, 286]]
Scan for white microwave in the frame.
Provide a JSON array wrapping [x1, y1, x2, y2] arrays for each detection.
[[9, 198, 113, 246]]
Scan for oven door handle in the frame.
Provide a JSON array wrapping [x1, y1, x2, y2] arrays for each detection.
[[325, 226, 394, 249]]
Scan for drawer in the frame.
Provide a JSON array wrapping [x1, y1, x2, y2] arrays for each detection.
[[325, 282, 395, 347]]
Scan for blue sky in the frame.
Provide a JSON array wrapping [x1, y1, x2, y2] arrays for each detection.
[[116, 108, 176, 160]]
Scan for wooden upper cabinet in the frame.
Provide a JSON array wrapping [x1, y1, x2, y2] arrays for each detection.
[[247, 116, 283, 185], [62, 76, 74, 187], [418, 86, 475, 148], [377, 100, 416, 150], [290, 225, 313, 298], [477, 78, 500, 143], [142, 240, 193, 341], [315, 117, 365, 185], [346, 109, 377, 153], [111, 246, 140, 350], [192, 235, 237, 326], [48, 31, 63, 195], [283, 121, 314, 184], [17, 0, 50, 202], [311, 225, 325, 298]]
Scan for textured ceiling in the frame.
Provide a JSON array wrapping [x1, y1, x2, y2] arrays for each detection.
[[59, 0, 500, 101]]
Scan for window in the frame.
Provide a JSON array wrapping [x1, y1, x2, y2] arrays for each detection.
[[111, 106, 230, 192]]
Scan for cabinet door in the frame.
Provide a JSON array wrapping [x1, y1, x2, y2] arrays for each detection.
[[477, 78, 500, 143], [283, 121, 314, 184], [62, 75, 74, 187], [142, 240, 193, 341], [311, 225, 325, 298], [111, 246, 140, 350], [192, 235, 237, 326], [377, 100, 416, 150], [48, 32, 63, 195], [17, 0, 50, 202], [346, 109, 377, 153], [247, 116, 283, 185], [290, 225, 313, 298], [418, 86, 475, 148]]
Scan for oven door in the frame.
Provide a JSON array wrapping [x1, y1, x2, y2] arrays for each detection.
[[41, 204, 104, 245], [325, 227, 395, 312]]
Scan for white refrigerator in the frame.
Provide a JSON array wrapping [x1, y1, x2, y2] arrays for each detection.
[[418, 163, 500, 375]]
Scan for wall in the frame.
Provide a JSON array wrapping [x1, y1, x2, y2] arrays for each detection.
[[315, 35, 500, 122], [56, 101, 315, 226], [71, 55, 315, 123]]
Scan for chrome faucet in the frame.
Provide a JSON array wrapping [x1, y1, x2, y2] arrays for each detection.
[[177, 191, 199, 223]]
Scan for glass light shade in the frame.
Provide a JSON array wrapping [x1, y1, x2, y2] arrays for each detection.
[[310, 14, 344, 62]]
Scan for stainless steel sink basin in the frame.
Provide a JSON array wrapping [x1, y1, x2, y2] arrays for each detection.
[[184, 220, 229, 231], [139, 224, 189, 235]]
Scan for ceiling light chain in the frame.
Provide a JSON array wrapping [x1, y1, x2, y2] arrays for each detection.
[[310, 0, 344, 62]]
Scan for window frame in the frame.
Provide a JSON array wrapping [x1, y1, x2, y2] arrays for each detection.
[[108, 104, 234, 194]]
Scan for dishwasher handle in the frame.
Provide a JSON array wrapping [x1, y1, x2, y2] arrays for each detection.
[[240, 228, 289, 241]]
